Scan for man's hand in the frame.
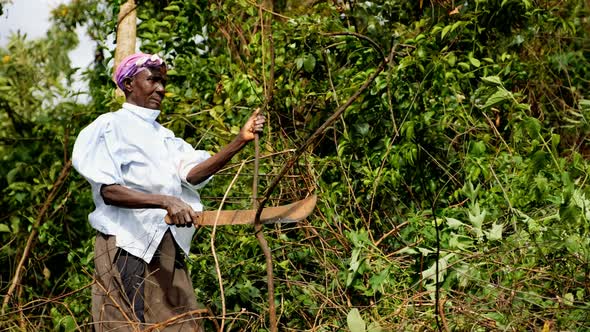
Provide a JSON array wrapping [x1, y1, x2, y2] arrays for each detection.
[[100, 184, 199, 227], [238, 108, 265, 142], [185, 108, 265, 186], [163, 196, 199, 227]]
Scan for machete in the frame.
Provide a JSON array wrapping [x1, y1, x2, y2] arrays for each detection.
[[165, 194, 317, 226]]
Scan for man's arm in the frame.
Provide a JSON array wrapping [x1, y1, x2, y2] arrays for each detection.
[[101, 184, 197, 226], [186, 109, 265, 185]]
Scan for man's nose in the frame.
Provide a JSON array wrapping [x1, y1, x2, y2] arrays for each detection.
[[155, 82, 165, 93]]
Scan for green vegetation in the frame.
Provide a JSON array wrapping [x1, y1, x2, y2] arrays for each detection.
[[1, 0, 590, 330]]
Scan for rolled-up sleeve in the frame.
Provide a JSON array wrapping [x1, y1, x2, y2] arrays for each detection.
[[72, 114, 123, 189], [167, 137, 212, 190]]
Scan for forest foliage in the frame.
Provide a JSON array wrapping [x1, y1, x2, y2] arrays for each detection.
[[1, 0, 590, 331]]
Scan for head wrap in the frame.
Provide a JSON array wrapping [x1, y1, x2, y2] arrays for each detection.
[[113, 52, 165, 91]]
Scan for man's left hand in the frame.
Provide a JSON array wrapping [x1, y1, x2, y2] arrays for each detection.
[[238, 108, 265, 142]]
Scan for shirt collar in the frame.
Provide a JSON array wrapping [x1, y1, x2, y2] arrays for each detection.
[[122, 102, 161, 123]]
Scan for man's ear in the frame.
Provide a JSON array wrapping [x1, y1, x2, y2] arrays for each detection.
[[123, 77, 133, 93]]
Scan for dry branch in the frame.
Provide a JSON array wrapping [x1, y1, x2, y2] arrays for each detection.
[[143, 309, 209, 332], [213, 161, 247, 331]]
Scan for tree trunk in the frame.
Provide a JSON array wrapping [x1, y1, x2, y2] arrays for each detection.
[[114, 0, 137, 97]]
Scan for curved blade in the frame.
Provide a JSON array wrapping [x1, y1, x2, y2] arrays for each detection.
[[165, 195, 317, 226]]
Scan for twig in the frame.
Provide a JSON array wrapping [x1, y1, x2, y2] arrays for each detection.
[[92, 278, 139, 331], [332, 127, 368, 226], [254, 226, 276, 330], [17, 285, 25, 330], [219, 149, 296, 172], [246, 0, 292, 20], [143, 309, 209, 332], [488, 165, 517, 233], [386, 40, 399, 136], [367, 135, 396, 227], [4, 282, 93, 316], [0, 137, 49, 144], [374, 221, 409, 247], [425, 178, 452, 332], [64, 124, 70, 164], [438, 296, 449, 332], [212, 161, 247, 331], [2, 159, 73, 314], [321, 50, 339, 108], [322, 32, 387, 62], [481, 110, 512, 154]]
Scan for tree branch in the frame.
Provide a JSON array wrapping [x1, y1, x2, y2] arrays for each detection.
[[322, 31, 387, 62]]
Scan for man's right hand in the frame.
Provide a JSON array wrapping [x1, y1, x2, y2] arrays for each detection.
[[163, 196, 199, 227], [100, 184, 199, 227]]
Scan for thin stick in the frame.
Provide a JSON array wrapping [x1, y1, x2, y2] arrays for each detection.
[[247, 0, 292, 20], [213, 161, 247, 331], [2, 160, 72, 313], [252, 133, 277, 332], [321, 32, 387, 62], [253, 2, 278, 331], [143, 309, 209, 332], [93, 279, 138, 330], [5, 282, 93, 316]]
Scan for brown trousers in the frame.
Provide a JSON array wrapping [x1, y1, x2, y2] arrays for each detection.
[[91, 231, 204, 331]]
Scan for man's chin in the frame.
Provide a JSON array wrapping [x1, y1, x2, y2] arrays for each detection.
[[147, 101, 161, 110]]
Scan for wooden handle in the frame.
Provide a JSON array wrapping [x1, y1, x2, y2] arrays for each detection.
[[164, 214, 201, 227]]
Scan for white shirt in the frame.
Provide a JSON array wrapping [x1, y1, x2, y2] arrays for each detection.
[[72, 103, 211, 263]]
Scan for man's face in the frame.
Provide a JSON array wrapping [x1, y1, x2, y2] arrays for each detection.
[[125, 66, 167, 110]]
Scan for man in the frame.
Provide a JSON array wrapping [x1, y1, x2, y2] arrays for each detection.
[[72, 52, 264, 330]]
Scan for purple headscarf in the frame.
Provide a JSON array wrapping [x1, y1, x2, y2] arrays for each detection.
[[113, 52, 165, 91]]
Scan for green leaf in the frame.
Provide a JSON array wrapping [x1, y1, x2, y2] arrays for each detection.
[[481, 76, 502, 86], [486, 223, 503, 241], [422, 253, 454, 282], [347, 308, 366, 332], [565, 235, 581, 254], [0, 224, 10, 233], [441, 25, 452, 39], [59, 316, 77, 332], [303, 54, 316, 73], [163, 5, 180, 11], [295, 57, 304, 70], [367, 323, 384, 332], [523, 116, 541, 137], [446, 52, 456, 67], [446, 217, 464, 229], [468, 204, 486, 238], [6, 167, 20, 184], [470, 140, 487, 155], [468, 53, 481, 67], [481, 89, 512, 109], [368, 268, 389, 295]]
